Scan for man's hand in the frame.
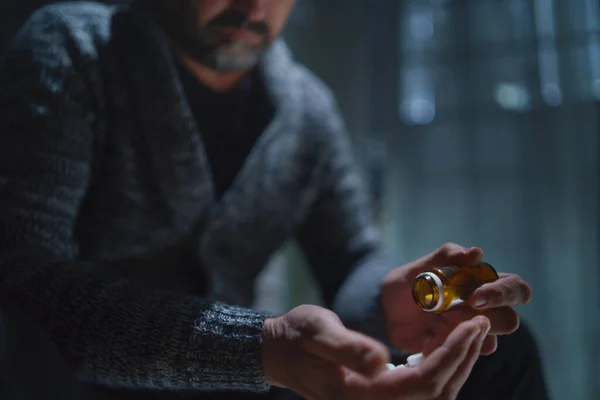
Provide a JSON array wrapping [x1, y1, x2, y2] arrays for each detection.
[[261, 305, 390, 394], [261, 304, 490, 400], [381, 243, 532, 357]]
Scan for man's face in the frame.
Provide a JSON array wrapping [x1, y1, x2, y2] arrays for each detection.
[[152, 0, 296, 71]]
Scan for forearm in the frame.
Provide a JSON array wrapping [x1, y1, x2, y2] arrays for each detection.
[[0, 6, 273, 392], [331, 249, 396, 344], [0, 249, 270, 392]]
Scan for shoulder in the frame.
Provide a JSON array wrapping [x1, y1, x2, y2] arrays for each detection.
[[269, 60, 348, 166], [262, 41, 345, 137], [293, 64, 344, 133], [288, 63, 353, 167], [7, 1, 115, 64]]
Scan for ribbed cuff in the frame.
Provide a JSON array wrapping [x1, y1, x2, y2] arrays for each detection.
[[185, 302, 272, 392]]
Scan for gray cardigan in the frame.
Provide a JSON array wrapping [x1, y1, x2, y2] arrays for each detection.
[[0, 0, 394, 393]]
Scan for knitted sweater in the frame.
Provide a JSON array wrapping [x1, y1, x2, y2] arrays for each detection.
[[0, 0, 393, 394]]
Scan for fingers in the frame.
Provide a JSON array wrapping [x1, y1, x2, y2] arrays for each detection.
[[413, 243, 533, 310], [469, 273, 532, 309], [425, 243, 484, 268], [343, 317, 490, 400], [410, 316, 489, 397], [482, 307, 520, 335], [306, 317, 391, 378], [442, 319, 490, 398], [480, 334, 498, 355], [448, 306, 520, 335]]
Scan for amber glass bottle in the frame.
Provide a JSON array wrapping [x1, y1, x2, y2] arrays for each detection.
[[412, 262, 499, 313]]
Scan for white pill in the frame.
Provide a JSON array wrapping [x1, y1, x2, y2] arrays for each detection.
[[407, 353, 424, 367]]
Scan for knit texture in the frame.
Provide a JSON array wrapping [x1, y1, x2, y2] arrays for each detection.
[[0, 0, 393, 394]]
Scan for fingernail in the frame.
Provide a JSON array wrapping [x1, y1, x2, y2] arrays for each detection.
[[482, 318, 491, 333], [472, 316, 490, 334], [473, 298, 487, 308], [481, 323, 490, 337], [469, 329, 480, 341]]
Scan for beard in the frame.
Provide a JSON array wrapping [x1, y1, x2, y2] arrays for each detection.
[[151, 0, 272, 71]]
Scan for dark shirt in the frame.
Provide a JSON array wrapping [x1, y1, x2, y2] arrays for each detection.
[[175, 60, 275, 199]]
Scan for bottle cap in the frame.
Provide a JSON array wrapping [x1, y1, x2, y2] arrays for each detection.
[[412, 272, 444, 312], [407, 353, 424, 367]]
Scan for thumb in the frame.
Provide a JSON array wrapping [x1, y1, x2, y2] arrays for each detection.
[[305, 318, 390, 378]]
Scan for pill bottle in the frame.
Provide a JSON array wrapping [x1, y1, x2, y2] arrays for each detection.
[[412, 262, 499, 313]]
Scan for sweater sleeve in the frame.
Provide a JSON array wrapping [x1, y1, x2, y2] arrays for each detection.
[[0, 7, 269, 392], [295, 91, 395, 343]]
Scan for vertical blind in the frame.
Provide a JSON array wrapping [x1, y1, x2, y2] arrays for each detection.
[[381, 1, 600, 399]]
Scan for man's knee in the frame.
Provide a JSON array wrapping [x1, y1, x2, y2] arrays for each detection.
[[498, 320, 543, 362]]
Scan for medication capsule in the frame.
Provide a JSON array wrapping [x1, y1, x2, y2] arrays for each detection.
[[406, 353, 424, 367]]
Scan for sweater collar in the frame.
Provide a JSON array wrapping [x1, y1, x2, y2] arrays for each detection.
[[109, 2, 302, 231]]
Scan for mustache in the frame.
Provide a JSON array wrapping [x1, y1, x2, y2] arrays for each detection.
[[207, 10, 269, 37]]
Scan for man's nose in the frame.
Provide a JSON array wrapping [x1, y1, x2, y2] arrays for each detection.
[[230, 0, 269, 21]]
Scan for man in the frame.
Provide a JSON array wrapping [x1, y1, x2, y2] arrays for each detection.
[[0, 1, 548, 399]]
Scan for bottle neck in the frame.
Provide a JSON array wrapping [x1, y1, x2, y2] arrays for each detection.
[[415, 272, 445, 312]]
